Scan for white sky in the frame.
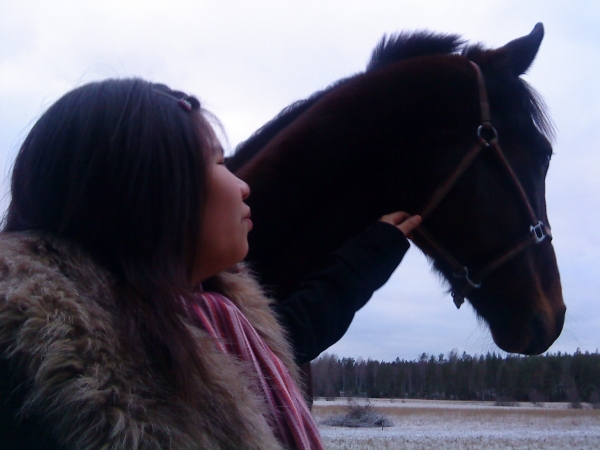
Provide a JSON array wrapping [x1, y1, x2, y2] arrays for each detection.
[[1, 0, 598, 361]]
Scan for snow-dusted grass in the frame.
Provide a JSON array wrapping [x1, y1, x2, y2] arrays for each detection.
[[313, 398, 600, 449]]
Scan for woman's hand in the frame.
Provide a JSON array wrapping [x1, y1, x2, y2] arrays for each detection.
[[379, 212, 421, 238]]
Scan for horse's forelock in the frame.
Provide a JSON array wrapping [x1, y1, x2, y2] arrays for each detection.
[[523, 81, 555, 141], [462, 44, 555, 142]]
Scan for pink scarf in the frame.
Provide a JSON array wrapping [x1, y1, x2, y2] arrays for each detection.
[[191, 291, 324, 450]]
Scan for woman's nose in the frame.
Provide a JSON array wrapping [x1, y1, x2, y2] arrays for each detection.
[[240, 178, 250, 200]]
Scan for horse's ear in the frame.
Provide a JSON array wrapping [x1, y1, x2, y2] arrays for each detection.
[[498, 23, 544, 76]]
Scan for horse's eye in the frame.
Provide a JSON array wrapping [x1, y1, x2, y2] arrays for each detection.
[[539, 153, 551, 172], [534, 135, 553, 170]]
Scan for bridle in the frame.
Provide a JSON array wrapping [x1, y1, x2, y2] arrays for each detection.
[[413, 62, 551, 309]]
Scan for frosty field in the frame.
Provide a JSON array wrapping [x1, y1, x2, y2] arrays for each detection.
[[313, 398, 600, 449]]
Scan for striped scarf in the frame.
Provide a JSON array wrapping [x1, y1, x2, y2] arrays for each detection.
[[191, 291, 324, 450]]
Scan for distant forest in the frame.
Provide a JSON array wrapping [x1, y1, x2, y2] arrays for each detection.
[[310, 349, 600, 403]]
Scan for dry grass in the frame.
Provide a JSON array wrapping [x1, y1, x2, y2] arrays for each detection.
[[315, 403, 600, 420], [313, 400, 600, 449]]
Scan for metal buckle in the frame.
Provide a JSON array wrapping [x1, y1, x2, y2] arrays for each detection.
[[453, 266, 482, 289], [530, 221, 547, 244], [465, 273, 482, 289], [477, 124, 498, 145], [451, 269, 481, 309]]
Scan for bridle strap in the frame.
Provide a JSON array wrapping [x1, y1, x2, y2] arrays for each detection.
[[418, 61, 492, 222], [413, 62, 550, 309], [488, 139, 541, 227], [419, 140, 485, 221], [476, 64, 492, 124], [413, 226, 473, 281]]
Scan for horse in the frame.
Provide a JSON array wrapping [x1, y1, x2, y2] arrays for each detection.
[[228, 23, 565, 362]]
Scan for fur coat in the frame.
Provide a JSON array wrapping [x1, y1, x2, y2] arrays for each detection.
[[0, 231, 302, 449]]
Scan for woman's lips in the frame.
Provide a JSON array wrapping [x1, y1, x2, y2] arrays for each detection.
[[244, 214, 253, 230]]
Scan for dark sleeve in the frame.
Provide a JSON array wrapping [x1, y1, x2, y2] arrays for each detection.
[[271, 221, 410, 364]]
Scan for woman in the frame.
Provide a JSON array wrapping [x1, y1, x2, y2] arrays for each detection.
[[0, 79, 419, 449]]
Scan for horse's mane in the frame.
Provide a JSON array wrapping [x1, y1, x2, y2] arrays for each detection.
[[227, 31, 552, 171], [367, 31, 463, 71], [227, 31, 463, 171]]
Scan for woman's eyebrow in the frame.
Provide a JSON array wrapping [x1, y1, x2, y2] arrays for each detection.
[[209, 142, 224, 159], [216, 146, 225, 161]]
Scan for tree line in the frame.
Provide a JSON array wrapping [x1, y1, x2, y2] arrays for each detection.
[[310, 349, 600, 403]]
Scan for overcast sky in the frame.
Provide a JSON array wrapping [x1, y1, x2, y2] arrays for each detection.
[[1, 1, 598, 361]]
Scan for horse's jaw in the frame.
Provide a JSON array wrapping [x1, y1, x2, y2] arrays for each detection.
[[472, 268, 566, 355], [416, 234, 566, 356]]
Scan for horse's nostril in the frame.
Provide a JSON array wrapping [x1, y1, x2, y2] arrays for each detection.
[[523, 310, 564, 355]]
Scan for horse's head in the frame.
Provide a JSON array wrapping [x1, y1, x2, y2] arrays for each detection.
[[232, 24, 564, 356], [412, 24, 564, 354]]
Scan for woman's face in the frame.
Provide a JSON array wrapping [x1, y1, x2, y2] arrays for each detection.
[[193, 130, 252, 284]]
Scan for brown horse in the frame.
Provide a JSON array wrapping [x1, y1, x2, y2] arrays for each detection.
[[229, 23, 565, 357]]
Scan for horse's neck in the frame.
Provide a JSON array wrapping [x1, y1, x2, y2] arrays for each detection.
[[240, 139, 415, 297], [238, 56, 478, 295]]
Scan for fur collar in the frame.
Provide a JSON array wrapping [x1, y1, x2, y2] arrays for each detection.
[[0, 231, 300, 449]]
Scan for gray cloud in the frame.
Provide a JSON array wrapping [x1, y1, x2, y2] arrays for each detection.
[[0, 0, 598, 361]]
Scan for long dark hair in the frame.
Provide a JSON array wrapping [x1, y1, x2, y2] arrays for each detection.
[[4, 78, 215, 401]]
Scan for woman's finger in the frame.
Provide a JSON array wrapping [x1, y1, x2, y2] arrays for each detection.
[[379, 211, 422, 237], [379, 211, 410, 226], [397, 215, 421, 236]]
